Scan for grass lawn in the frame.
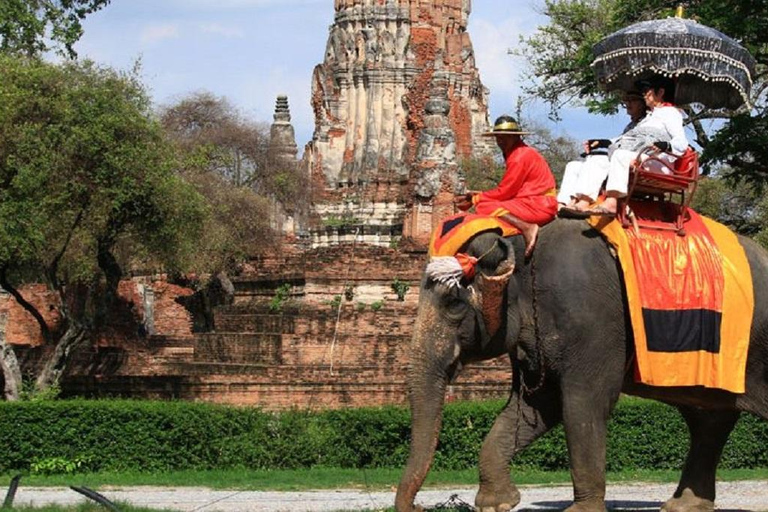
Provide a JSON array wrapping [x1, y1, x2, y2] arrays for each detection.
[[2, 467, 767, 491]]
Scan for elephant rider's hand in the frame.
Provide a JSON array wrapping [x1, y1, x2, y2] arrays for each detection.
[[454, 192, 476, 212]]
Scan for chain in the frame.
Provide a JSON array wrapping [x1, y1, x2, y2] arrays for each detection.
[[519, 253, 546, 396], [514, 251, 547, 452]]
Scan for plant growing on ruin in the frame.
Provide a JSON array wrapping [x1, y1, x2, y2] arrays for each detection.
[[391, 278, 410, 302], [371, 301, 384, 311], [269, 284, 292, 313], [344, 285, 355, 302], [322, 215, 362, 229], [326, 295, 342, 310]]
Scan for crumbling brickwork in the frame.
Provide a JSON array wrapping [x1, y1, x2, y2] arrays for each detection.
[[306, 0, 492, 247]]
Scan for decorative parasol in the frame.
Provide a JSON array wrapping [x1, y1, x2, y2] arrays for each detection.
[[591, 12, 757, 110]]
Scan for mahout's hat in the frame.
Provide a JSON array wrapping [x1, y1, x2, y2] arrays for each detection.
[[482, 115, 531, 136]]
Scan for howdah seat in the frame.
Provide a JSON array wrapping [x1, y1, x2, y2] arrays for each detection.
[[617, 146, 700, 235]]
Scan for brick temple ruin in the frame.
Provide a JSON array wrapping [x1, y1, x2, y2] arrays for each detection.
[[0, 0, 511, 409]]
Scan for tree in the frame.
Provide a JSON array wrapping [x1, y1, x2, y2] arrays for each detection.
[[160, 92, 307, 272], [0, 0, 110, 58], [160, 92, 273, 190], [0, 55, 205, 399], [518, 0, 768, 185]]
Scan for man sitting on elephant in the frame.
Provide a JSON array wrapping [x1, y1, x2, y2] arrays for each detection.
[[455, 115, 558, 257], [557, 90, 648, 215]]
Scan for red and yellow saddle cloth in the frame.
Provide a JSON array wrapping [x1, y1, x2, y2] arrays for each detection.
[[428, 213, 519, 257], [590, 211, 754, 393]]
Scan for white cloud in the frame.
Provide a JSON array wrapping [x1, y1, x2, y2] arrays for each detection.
[[470, 17, 529, 111], [140, 24, 180, 44], [199, 23, 245, 39]]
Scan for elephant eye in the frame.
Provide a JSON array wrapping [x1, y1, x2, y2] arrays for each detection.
[[440, 291, 468, 320]]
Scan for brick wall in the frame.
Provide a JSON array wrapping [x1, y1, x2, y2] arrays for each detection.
[[6, 246, 512, 410]]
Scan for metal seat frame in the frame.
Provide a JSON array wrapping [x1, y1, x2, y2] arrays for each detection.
[[616, 146, 700, 236]]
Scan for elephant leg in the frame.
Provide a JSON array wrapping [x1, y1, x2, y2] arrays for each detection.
[[561, 381, 621, 512], [476, 384, 561, 512], [662, 407, 740, 512]]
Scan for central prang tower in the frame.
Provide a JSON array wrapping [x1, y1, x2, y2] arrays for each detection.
[[306, 0, 491, 248]]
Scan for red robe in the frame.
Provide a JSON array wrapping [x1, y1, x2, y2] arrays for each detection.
[[473, 140, 558, 225]]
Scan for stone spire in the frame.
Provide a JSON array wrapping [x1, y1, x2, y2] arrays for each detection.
[[269, 95, 298, 162], [305, 0, 492, 248]]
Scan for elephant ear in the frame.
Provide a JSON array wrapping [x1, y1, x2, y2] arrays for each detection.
[[470, 236, 516, 342]]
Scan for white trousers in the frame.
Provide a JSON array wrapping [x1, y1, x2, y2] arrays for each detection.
[[605, 149, 673, 196], [557, 155, 609, 203]]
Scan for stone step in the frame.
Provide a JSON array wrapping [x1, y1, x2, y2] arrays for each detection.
[[194, 333, 282, 365], [213, 312, 293, 333]]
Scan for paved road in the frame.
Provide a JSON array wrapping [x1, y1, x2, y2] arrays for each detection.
[[12, 481, 768, 511]]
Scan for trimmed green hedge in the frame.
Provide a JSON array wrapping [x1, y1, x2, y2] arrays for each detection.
[[1, 398, 767, 474]]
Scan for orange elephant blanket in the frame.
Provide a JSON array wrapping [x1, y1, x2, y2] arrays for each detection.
[[590, 211, 754, 393], [428, 213, 519, 257]]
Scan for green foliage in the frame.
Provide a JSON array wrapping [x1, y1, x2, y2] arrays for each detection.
[[2, 398, 768, 474], [0, 0, 110, 58], [371, 300, 384, 311], [519, 0, 768, 184], [390, 278, 410, 302], [160, 92, 284, 270], [31, 455, 93, 475], [324, 295, 342, 310], [20, 381, 61, 402], [322, 215, 362, 228], [268, 284, 292, 313], [0, 55, 205, 290]]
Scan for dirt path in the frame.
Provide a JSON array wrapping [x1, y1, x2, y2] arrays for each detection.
[[12, 481, 768, 511]]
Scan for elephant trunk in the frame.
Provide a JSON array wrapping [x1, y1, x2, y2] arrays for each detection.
[[396, 290, 460, 512], [395, 352, 449, 512]]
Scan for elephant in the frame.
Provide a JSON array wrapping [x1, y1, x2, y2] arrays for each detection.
[[395, 218, 768, 512]]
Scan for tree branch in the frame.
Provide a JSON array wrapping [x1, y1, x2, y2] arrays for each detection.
[[48, 204, 87, 293], [0, 265, 52, 344]]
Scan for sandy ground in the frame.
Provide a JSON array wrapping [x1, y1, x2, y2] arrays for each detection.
[[10, 481, 768, 511]]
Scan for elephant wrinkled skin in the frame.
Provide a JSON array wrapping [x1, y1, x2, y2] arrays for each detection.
[[395, 218, 768, 512]]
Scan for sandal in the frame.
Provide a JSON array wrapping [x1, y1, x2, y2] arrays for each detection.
[[586, 205, 617, 217]]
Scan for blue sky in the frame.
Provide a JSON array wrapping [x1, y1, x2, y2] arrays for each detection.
[[75, 0, 629, 151]]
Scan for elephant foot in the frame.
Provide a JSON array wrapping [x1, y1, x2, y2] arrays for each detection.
[[563, 499, 607, 512], [661, 488, 714, 512], [475, 482, 521, 512]]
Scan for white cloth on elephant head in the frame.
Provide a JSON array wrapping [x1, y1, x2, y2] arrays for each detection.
[[425, 257, 464, 289]]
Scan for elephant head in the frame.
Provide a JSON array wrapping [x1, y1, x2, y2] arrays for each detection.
[[395, 231, 520, 512]]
